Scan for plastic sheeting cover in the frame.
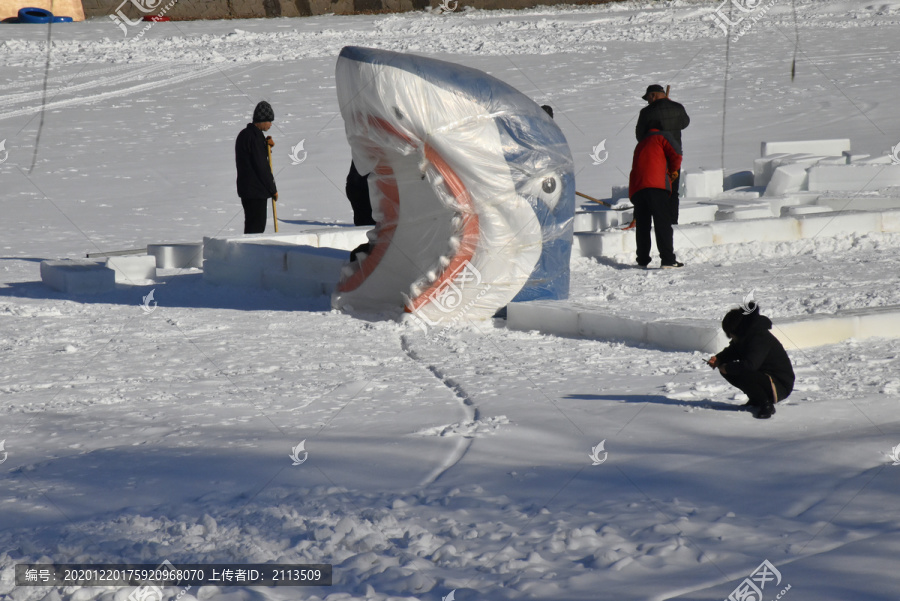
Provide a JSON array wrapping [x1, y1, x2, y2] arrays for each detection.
[[332, 46, 574, 329]]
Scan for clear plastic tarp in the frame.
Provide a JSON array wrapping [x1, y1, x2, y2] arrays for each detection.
[[332, 46, 574, 329]]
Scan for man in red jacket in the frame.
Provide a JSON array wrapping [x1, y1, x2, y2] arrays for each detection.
[[628, 120, 683, 268], [636, 84, 690, 224]]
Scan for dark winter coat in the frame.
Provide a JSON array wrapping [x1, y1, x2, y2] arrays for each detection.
[[715, 312, 795, 394], [235, 123, 277, 200], [345, 161, 376, 226], [636, 98, 690, 145], [629, 129, 682, 198]]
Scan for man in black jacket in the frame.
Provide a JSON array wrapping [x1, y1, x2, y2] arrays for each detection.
[[235, 101, 278, 234], [708, 305, 795, 419], [635, 84, 690, 223]]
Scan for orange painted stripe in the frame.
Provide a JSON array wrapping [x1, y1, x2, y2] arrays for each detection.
[[336, 166, 399, 293], [404, 143, 480, 313], [336, 115, 482, 309]]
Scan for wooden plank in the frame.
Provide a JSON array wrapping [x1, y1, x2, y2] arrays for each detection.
[[86, 248, 148, 259]]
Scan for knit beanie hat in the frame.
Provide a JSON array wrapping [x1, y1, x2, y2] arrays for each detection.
[[722, 305, 762, 338], [253, 101, 274, 123]]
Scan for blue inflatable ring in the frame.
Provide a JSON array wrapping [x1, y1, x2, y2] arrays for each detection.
[[52, 16, 74, 22], [18, 7, 53, 23]]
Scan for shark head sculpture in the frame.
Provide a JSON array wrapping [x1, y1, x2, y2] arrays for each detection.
[[333, 46, 574, 328]]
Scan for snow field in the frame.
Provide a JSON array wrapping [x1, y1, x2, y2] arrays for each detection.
[[2, 1, 900, 600]]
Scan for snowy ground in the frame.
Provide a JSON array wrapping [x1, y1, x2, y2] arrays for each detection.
[[2, 1, 900, 600]]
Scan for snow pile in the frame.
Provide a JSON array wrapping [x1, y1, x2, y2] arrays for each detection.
[[575, 138, 900, 261], [39, 259, 116, 294]]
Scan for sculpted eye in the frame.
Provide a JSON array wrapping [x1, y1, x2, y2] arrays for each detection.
[[528, 173, 562, 210]]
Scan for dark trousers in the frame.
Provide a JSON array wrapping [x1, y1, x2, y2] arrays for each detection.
[[670, 169, 681, 224], [350, 199, 376, 226], [632, 188, 676, 266], [346, 168, 376, 226], [721, 371, 789, 407], [241, 197, 268, 234]]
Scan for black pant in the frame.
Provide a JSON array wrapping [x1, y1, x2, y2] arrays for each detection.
[[347, 186, 375, 225], [670, 169, 681, 225], [632, 188, 676, 266], [241, 197, 268, 234], [721, 371, 789, 407], [346, 165, 376, 226], [349, 194, 376, 226]]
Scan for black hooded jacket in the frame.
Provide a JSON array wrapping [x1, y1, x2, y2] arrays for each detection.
[[715, 311, 795, 393], [235, 123, 277, 200]]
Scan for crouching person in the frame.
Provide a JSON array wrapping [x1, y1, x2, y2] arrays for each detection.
[[708, 305, 795, 419]]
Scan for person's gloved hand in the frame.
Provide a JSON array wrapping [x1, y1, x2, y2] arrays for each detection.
[[266, 136, 275, 148], [707, 356, 718, 369], [273, 192, 278, 201]]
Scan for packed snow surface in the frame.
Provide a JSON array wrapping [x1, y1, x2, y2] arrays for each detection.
[[1, 1, 899, 600]]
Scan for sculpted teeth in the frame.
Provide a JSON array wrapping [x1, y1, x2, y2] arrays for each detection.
[[385, 154, 469, 306]]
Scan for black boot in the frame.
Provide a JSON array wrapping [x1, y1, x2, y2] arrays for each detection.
[[756, 402, 776, 419]]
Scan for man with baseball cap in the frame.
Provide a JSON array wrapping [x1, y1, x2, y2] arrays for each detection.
[[235, 100, 278, 234], [635, 84, 690, 223]]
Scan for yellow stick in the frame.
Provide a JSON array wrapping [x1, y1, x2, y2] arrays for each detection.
[[267, 141, 278, 233], [272, 198, 279, 232], [575, 190, 613, 208]]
